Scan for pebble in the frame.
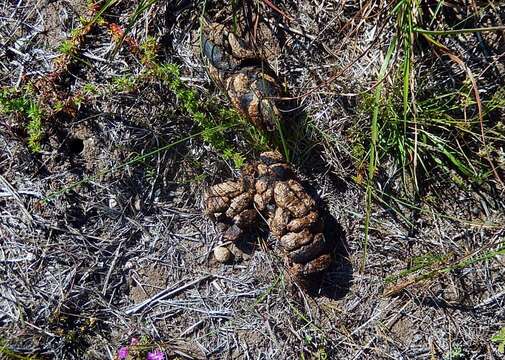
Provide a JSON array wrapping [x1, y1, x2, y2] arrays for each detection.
[[214, 246, 233, 263]]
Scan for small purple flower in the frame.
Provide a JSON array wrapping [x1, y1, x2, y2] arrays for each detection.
[[118, 346, 129, 359], [130, 337, 139, 346], [146, 350, 165, 360]]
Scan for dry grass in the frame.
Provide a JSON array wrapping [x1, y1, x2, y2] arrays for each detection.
[[1, 0, 504, 359]]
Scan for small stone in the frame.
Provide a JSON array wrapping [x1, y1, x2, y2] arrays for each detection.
[[108, 196, 118, 208], [214, 246, 233, 263]]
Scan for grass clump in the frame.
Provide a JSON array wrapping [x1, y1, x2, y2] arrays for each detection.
[[362, 0, 504, 195], [365, 77, 505, 190], [357, 0, 505, 269]]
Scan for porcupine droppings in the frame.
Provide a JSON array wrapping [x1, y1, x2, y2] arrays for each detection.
[[203, 152, 333, 287], [198, 20, 285, 132]]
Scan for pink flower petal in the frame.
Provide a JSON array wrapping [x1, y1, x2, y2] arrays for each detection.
[[118, 346, 129, 359], [146, 349, 165, 360]]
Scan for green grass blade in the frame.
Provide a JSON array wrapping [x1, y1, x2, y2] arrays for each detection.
[[362, 35, 398, 272], [413, 26, 505, 36]]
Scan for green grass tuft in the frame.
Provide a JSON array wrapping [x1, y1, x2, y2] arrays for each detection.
[[356, 0, 505, 270]]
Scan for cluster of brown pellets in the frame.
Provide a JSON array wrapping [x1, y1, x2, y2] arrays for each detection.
[[198, 18, 334, 287], [203, 152, 332, 286], [199, 20, 285, 132]]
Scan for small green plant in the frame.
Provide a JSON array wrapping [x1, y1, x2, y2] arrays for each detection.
[[0, 87, 28, 113], [70, 27, 84, 39], [113, 74, 137, 92], [140, 36, 158, 65], [443, 344, 465, 360], [58, 39, 76, 55], [52, 100, 65, 113], [82, 83, 98, 95], [152, 62, 247, 167], [223, 148, 245, 168], [26, 101, 43, 152], [1, 88, 43, 152], [491, 327, 505, 353]]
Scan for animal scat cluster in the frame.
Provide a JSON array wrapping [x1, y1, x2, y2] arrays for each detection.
[[199, 20, 284, 132], [197, 17, 335, 287], [203, 152, 332, 285]]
